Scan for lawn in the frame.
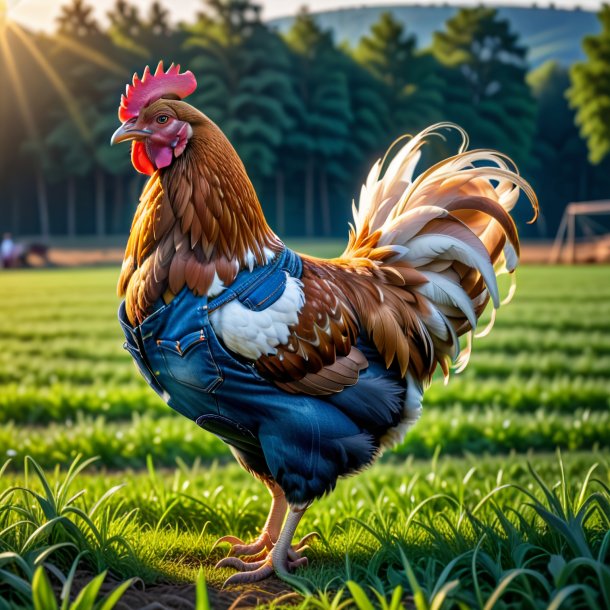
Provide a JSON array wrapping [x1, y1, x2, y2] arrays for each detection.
[[0, 261, 609, 609]]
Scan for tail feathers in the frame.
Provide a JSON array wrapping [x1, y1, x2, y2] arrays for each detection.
[[343, 123, 538, 381]]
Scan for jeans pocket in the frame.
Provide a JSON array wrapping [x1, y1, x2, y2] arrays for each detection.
[[156, 329, 223, 393]]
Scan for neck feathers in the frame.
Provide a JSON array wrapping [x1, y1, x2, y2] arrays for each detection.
[[119, 124, 281, 326]]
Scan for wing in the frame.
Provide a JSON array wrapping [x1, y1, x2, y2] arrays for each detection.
[[210, 254, 431, 396], [255, 258, 367, 395], [208, 256, 367, 395]]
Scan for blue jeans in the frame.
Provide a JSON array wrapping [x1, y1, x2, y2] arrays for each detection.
[[118, 268, 403, 504]]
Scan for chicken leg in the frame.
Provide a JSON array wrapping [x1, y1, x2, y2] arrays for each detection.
[[219, 507, 308, 585], [213, 481, 287, 558], [214, 482, 317, 560]]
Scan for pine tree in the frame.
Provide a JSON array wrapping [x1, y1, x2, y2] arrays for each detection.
[[567, 5, 610, 164], [0, 27, 56, 236], [333, 50, 389, 231], [355, 11, 443, 134], [186, 0, 301, 223], [431, 7, 536, 166], [527, 61, 590, 236], [284, 10, 353, 236], [56, 0, 100, 37], [53, 0, 138, 235], [107, 0, 146, 56]]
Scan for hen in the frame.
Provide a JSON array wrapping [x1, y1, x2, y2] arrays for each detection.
[[112, 63, 537, 584]]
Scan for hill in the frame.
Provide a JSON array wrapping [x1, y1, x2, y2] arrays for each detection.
[[270, 5, 599, 68]]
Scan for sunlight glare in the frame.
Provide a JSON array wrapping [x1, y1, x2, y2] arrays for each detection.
[[2, 0, 23, 22], [10, 22, 93, 143], [0, 26, 41, 144], [53, 33, 126, 76]]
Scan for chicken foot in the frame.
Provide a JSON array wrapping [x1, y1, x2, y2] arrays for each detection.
[[213, 482, 287, 558], [220, 508, 308, 585], [214, 483, 317, 560]]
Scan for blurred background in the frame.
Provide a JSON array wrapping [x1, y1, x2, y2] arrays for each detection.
[[1, 0, 610, 260]]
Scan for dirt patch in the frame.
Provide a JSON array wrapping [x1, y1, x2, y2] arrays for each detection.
[[47, 247, 126, 267], [71, 573, 299, 610]]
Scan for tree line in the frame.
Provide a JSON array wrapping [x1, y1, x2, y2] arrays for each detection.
[[1, 0, 609, 240]]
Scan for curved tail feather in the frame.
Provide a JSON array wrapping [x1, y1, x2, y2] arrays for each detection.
[[342, 123, 538, 382]]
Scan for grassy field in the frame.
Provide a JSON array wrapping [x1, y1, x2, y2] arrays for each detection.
[[0, 262, 609, 609]]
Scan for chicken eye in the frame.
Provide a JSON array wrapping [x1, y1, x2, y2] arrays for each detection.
[[156, 115, 169, 124]]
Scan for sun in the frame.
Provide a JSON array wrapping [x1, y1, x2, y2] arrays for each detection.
[[2, 0, 42, 30], [1, 0, 21, 27], [0, 0, 125, 150]]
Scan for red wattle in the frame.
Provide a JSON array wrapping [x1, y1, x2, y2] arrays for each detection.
[[131, 141, 155, 175]]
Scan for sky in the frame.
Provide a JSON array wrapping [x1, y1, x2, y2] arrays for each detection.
[[6, 0, 604, 32]]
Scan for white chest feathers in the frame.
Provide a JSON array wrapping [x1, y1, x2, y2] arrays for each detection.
[[209, 275, 305, 360]]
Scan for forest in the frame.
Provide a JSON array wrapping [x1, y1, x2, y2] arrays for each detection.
[[1, 0, 609, 239]]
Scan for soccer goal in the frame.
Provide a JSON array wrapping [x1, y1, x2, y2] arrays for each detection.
[[549, 200, 610, 263]]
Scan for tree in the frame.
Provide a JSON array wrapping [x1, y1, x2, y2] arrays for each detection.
[[107, 0, 146, 56], [186, 0, 301, 228], [53, 0, 139, 235], [354, 12, 443, 135], [527, 61, 590, 236], [0, 25, 59, 237], [332, 49, 389, 231], [567, 5, 610, 164], [284, 10, 354, 236], [431, 8, 536, 167], [56, 0, 100, 37]]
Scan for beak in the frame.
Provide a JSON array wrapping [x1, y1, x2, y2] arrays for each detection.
[[110, 123, 153, 145]]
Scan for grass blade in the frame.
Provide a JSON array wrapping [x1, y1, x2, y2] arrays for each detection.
[[32, 566, 59, 610]]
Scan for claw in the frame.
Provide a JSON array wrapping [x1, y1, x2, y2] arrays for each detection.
[[230, 531, 274, 557], [223, 561, 275, 586], [211, 535, 244, 552], [221, 556, 308, 586], [213, 531, 275, 558], [219, 508, 311, 585]]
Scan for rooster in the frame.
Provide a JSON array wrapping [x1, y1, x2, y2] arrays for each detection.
[[112, 62, 537, 584]]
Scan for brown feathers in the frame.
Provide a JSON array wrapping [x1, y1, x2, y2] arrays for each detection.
[[119, 117, 536, 400], [118, 113, 281, 326], [255, 260, 360, 385], [254, 255, 431, 391]]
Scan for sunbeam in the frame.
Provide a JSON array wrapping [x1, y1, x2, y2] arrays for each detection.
[[9, 21, 93, 143], [0, 27, 40, 145], [52, 33, 126, 76]]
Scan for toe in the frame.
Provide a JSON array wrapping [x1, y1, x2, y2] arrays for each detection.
[[223, 562, 275, 586], [230, 532, 274, 557], [216, 556, 267, 571], [293, 532, 319, 551], [287, 556, 308, 570]]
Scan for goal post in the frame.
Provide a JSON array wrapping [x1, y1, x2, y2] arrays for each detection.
[[549, 200, 610, 263]]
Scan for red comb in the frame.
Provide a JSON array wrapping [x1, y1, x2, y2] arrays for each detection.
[[118, 61, 197, 122]]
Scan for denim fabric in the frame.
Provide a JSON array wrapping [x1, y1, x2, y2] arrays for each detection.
[[118, 249, 403, 503]]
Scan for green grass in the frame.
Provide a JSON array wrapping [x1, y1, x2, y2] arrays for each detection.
[[0, 408, 608, 470], [0, 261, 609, 607], [0, 452, 609, 608], [1, 266, 609, 464]]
